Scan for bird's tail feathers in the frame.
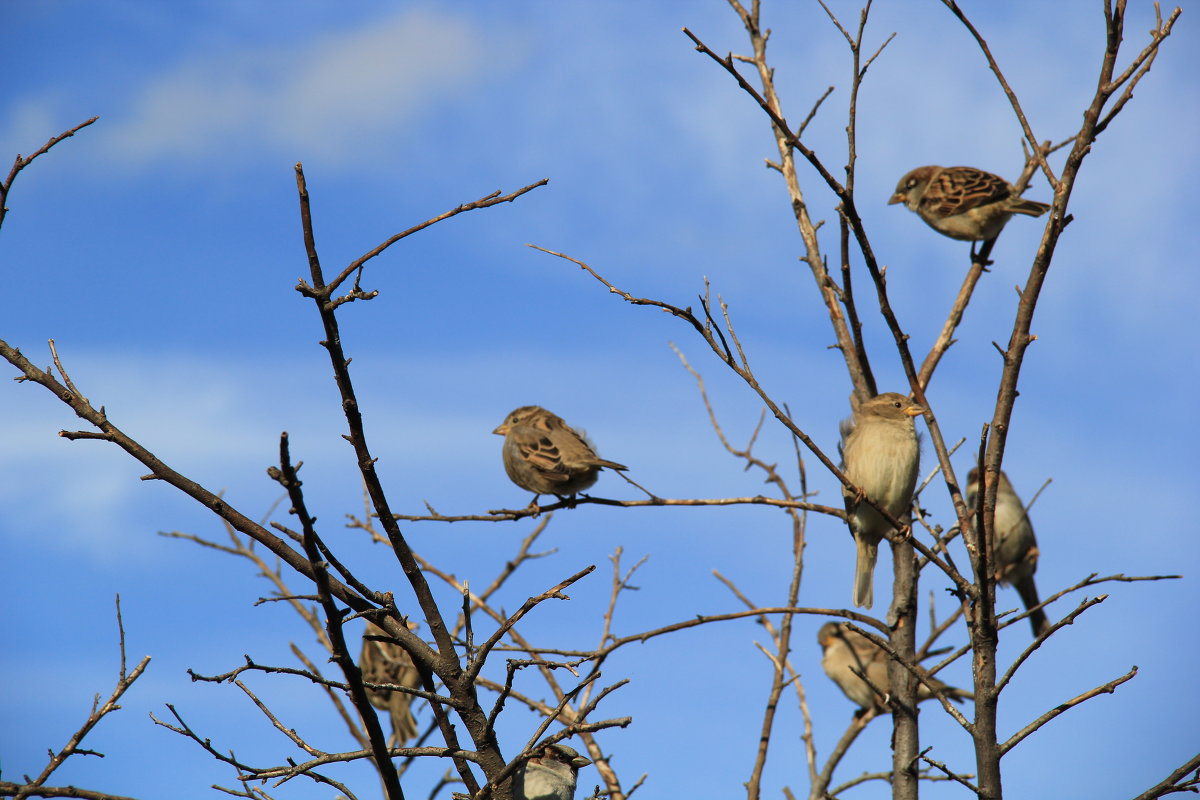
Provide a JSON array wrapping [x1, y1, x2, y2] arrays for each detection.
[[853, 536, 878, 609], [1014, 575, 1051, 637], [390, 705, 418, 747], [944, 686, 974, 703], [1011, 198, 1051, 217]]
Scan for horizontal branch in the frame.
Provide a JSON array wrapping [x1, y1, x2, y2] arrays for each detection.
[[527, 248, 968, 595], [448, 605, 885, 664], [0, 784, 138, 800], [607, 605, 886, 651], [398, 493, 845, 523], [186, 656, 455, 708]]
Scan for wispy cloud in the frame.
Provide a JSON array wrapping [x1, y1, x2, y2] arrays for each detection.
[[95, 8, 490, 165]]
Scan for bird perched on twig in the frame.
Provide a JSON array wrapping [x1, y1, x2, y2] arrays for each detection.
[[889, 165, 1050, 242], [493, 406, 627, 510], [840, 392, 924, 609], [965, 467, 1051, 637], [817, 621, 972, 711], [359, 620, 422, 747], [515, 742, 592, 800]]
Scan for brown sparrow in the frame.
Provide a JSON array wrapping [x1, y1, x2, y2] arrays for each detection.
[[840, 393, 923, 609], [359, 620, 422, 746], [889, 165, 1050, 241], [817, 621, 972, 710], [965, 468, 1051, 636], [493, 406, 627, 508], [514, 742, 592, 800]]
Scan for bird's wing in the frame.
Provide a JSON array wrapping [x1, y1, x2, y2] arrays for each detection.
[[922, 167, 1012, 217], [508, 425, 574, 483], [547, 417, 628, 471]]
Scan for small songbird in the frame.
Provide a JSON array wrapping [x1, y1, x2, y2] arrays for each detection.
[[493, 406, 627, 509], [889, 165, 1050, 242], [359, 620, 422, 747], [965, 468, 1051, 636], [514, 742, 592, 800], [840, 393, 924, 609], [817, 621, 972, 711]]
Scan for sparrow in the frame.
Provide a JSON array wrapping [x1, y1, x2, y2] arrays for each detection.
[[493, 406, 627, 509], [965, 468, 1051, 636], [359, 620, 422, 747], [817, 621, 972, 711], [514, 742, 592, 800], [889, 165, 1050, 241], [840, 392, 924, 609]]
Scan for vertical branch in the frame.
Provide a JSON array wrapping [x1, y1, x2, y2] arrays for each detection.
[[747, 448, 809, 800], [293, 164, 546, 794], [942, 5, 1179, 799], [683, 15, 973, 579], [887, 535, 920, 800], [839, 215, 877, 398], [721, 1, 875, 403], [269, 434, 407, 800]]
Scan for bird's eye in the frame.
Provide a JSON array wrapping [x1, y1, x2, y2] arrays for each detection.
[[893, 401, 902, 408]]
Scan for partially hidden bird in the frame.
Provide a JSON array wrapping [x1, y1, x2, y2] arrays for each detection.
[[515, 742, 592, 800], [817, 621, 973, 711], [965, 467, 1051, 636], [889, 165, 1050, 242], [493, 406, 627, 510], [359, 620, 422, 747], [840, 392, 924, 609]]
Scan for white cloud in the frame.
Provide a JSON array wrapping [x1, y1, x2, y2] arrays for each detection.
[[0, 99, 61, 157], [98, 8, 488, 165]]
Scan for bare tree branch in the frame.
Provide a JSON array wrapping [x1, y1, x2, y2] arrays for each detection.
[[0, 116, 98, 232], [6, 598, 150, 800]]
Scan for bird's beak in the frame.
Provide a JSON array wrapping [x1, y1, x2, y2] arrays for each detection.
[[492, 424, 509, 436], [887, 192, 905, 205], [905, 405, 925, 417], [571, 755, 592, 768]]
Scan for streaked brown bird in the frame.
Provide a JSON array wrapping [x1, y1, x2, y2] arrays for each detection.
[[889, 165, 1050, 241], [817, 621, 972, 711], [965, 467, 1051, 636], [515, 742, 591, 800], [840, 392, 924, 609], [493, 406, 627, 509], [359, 620, 422, 746]]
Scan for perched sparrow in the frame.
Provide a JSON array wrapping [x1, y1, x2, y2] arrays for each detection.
[[514, 742, 592, 800], [840, 392, 924, 609], [493, 406, 627, 508], [965, 468, 1051, 636], [889, 165, 1050, 241], [359, 620, 422, 746], [817, 621, 972, 710]]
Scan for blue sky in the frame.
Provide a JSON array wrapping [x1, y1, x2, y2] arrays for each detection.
[[2, 2, 1197, 799]]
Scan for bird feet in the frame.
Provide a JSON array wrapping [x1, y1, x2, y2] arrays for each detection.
[[554, 493, 580, 509]]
